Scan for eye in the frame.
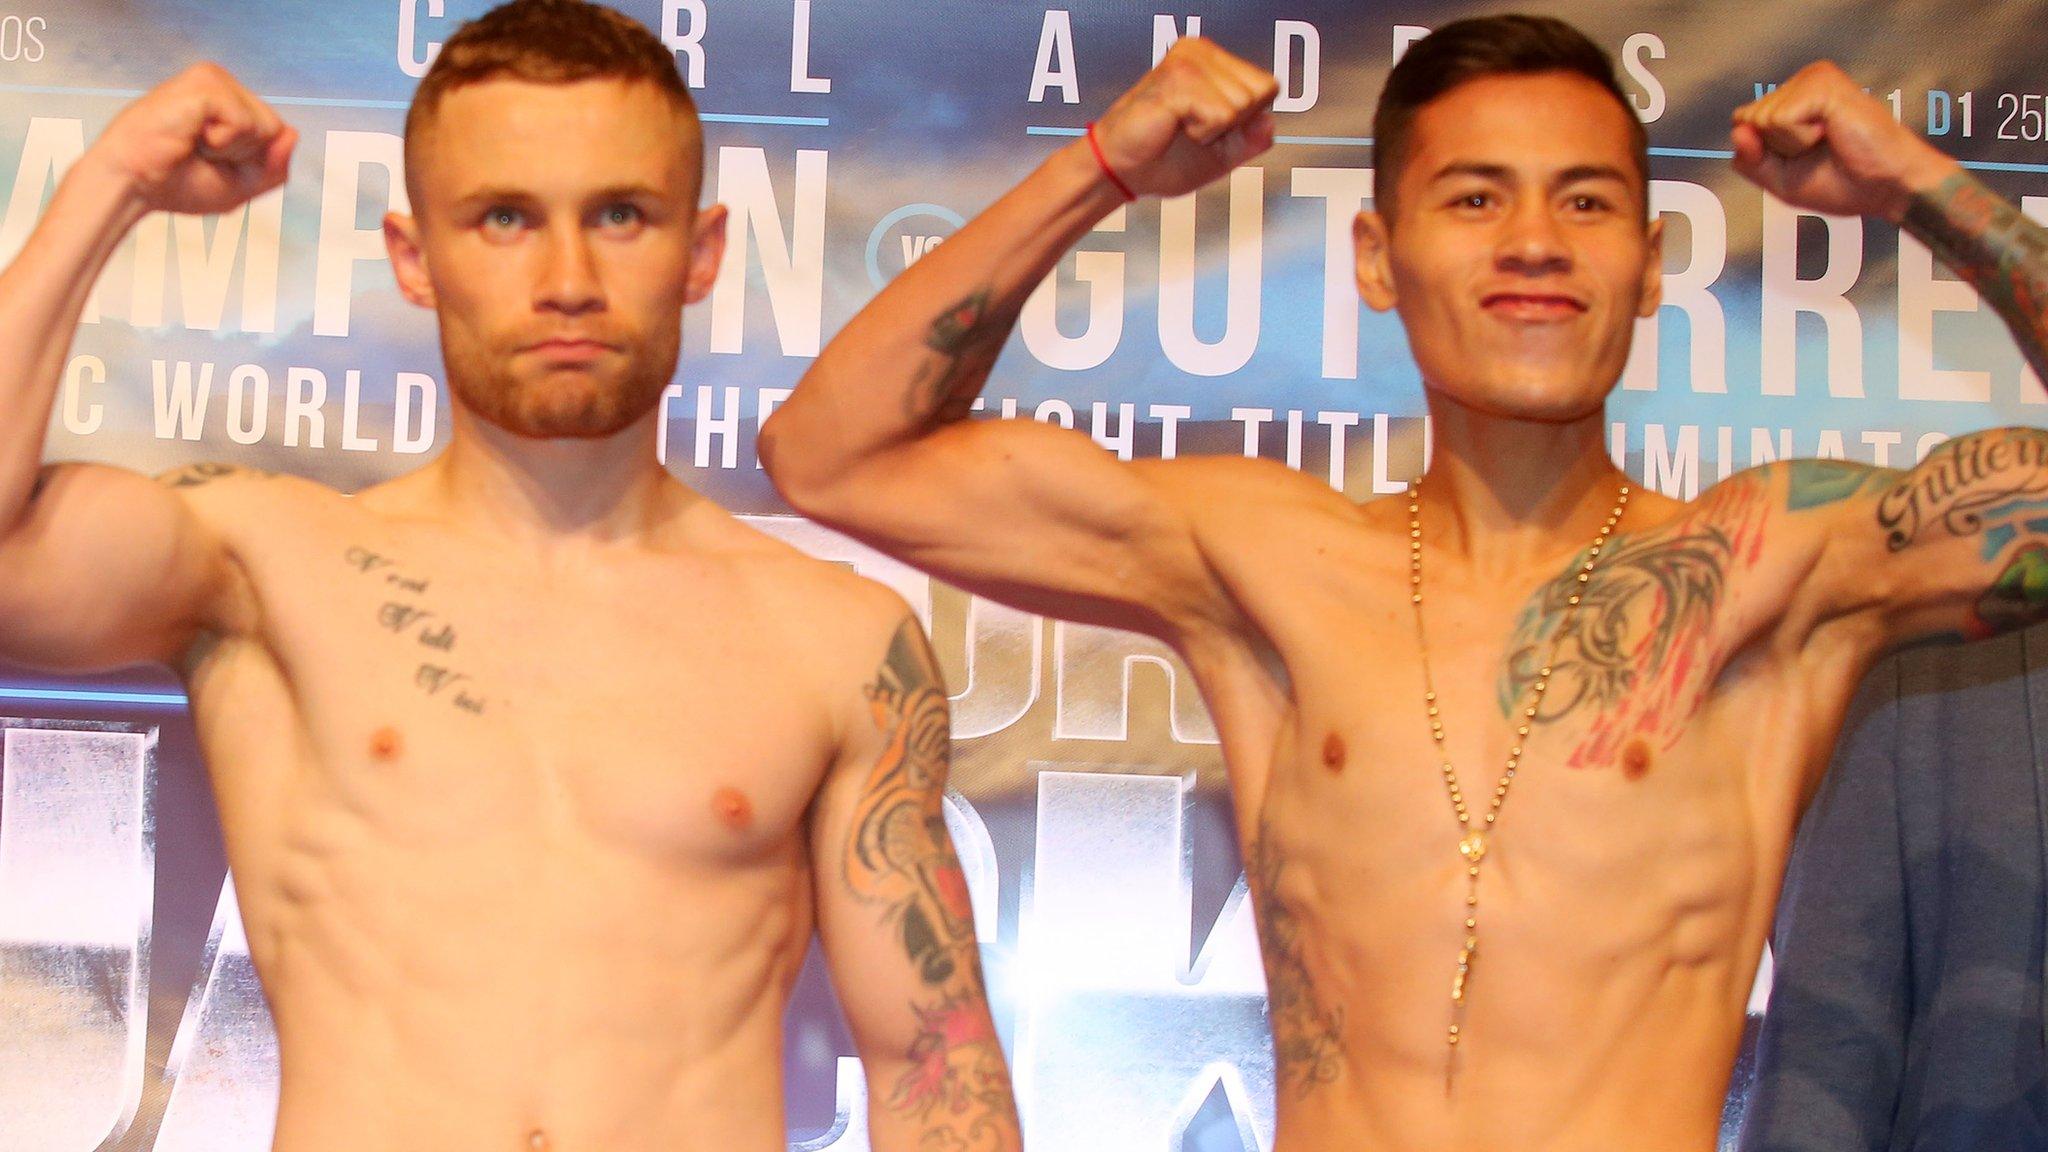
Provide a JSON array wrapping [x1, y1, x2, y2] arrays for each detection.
[[595, 203, 646, 232], [480, 206, 527, 237], [1567, 193, 1613, 214]]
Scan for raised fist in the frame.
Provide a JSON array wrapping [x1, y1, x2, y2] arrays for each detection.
[[90, 63, 296, 216], [1731, 60, 1956, 223], [1090, 38, 1279, 200]]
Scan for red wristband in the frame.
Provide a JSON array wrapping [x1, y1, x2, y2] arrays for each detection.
[[1086, 121, 1138, 203]]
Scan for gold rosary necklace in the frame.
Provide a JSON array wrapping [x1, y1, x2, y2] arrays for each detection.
[[1406, 477, 1630, 1079]]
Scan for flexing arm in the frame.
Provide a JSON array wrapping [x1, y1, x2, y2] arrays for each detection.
[[1734, 65, 2048, 647], [810, 616, 1019, 1152], [1732, 60, 2046, 374], [0, 65, 292, 668], [761, 40, 1277, 640]]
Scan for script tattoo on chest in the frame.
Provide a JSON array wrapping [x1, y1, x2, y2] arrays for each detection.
[[1500, 479, 1770, 770], [343, 546, 488, 716], [845, 618, 1016, 1147]]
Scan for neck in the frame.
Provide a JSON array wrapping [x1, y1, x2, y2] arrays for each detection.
[[424, 401, 680, 546], [1417, 390, 1625, 574]]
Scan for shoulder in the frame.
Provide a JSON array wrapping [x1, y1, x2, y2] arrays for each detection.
[[678, 499, 926, 685], [156, 463, 342, 526]]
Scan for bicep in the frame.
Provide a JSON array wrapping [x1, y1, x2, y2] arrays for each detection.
[[809, 616, 1015, 1141], [775, 412, 1232, 641], [1795, 431, 2048, 647], [0, 462, 231, 669]]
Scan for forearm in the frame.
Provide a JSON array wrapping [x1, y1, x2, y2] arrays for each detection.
[[1901, 166, 2048, 382], [764, 140, 1126, 484], [0, 154, 147, 527], [864, 1041, 1020, 1152]]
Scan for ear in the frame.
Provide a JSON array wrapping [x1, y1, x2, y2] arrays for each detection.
[[384, 212, 436, 310], [683, 203, 729, 305], [1354, 209, 1397, 313], [1635, 215, 1665, 318]]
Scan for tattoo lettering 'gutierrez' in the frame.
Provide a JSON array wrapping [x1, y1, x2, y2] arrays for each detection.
[[909, 287, 1023, 427], [1874, 432, 2048, 552], [849, 618, 1015, 1148], [1248, 819, 1346, 1097], [1903, 171, 2048, 382], [1502, 477, 1770, 770], [343, 545, 488, 716]]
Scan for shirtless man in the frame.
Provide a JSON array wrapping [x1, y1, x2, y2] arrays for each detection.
[[0, 2, 1018, 1149], [759, 14, 2048, 1151]]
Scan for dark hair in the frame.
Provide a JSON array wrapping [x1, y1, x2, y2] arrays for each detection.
[[404, 0, 699, 200], [1372, 15, 1648, 222]]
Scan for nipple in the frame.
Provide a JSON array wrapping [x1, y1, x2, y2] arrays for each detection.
[[713, 786, 754, 831], [1321, 732, 1347, 774], [369, 727, 403, 762], [1620, 738, 1654, 781]]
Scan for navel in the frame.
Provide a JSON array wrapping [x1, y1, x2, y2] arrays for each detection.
[[526, 1131, 549, 1152], [1321, 731, 1347, 774], [712, 786, 755, 831], [1621, 738, 1654, 781], [369, 726, 403, 762]]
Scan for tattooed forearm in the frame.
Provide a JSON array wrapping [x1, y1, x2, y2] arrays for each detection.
[[343, 545, 488, 715], [1903, 171, 2048, 381], [907, 287, 1025, 427], [1249, 821, 1346, 1096], [1875, 430, 2048, 551], [849, 618, 1017, 1149]]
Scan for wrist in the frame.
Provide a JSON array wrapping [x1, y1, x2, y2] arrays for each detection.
[[62, 148, 153, 232], [1884, 140, 1963, 226], [1051, 137, 1141, 221]]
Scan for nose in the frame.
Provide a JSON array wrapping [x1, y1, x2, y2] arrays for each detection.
[[1495, 197, 1571, 277], [535, 225, 605, 316]]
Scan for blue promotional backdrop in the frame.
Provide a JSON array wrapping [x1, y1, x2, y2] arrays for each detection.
[[0, 2, 2044, 1149]]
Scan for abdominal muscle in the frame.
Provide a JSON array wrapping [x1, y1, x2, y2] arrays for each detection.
[[246, 824, 812, 1152]]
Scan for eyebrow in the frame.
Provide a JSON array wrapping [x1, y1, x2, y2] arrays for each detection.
[[1427, 161, 1636, 190], [452, 183, 668, 210]]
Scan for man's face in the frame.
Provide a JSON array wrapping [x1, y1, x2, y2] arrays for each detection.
[[1356, 71, 1661, 423], [388, 77, 725, 440]]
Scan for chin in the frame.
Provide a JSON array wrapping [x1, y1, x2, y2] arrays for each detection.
[[458, 371, 666, 441], [1438, 376, 1612, 424]]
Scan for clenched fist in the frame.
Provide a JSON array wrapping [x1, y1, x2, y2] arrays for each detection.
[[1731, 60, 1957, 223], [90, 63, 296, 216], [1090, 38, 1279, 200]]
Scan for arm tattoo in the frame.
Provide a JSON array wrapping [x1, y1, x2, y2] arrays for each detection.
[[1502, 478, 1770, 770], [1248, 820, 1346, 1097], [1783, 459, 1895, 512], [1874, 431, 2048, 551], [1868, 429, 2048, 637], [907, 287, 1024, 427], [1903, 171, 2048, 381], [848, 618, 1016, 1147], [156, 462, 268, 489]]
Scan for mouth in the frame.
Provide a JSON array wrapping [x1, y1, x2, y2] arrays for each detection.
[[1480, 292, 1588, 323], [520, 337, 621, 365]]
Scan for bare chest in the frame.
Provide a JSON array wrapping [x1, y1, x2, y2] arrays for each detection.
[[199, 533, 835, 869]]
